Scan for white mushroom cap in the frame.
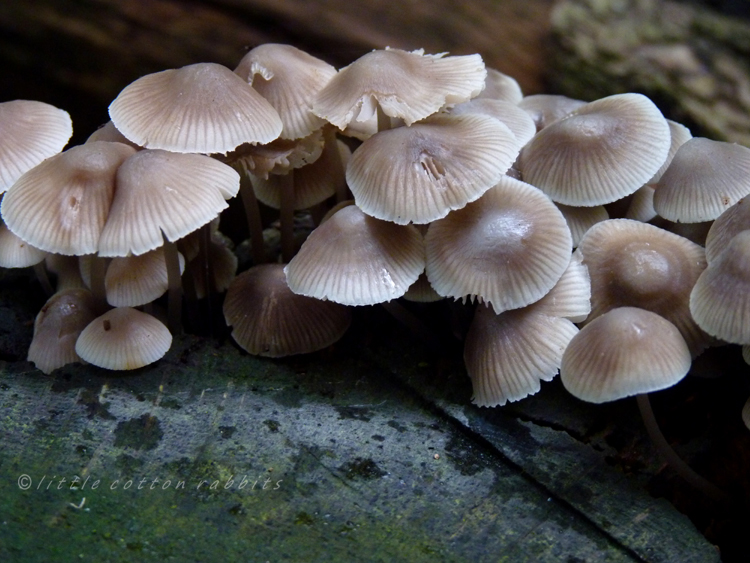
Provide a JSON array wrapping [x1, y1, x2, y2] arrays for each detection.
[[75, 307, 172, 370], [561, 307, 692, 403]]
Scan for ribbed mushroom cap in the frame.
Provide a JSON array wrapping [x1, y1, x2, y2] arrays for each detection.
[[75, 307, 172, 370], [690, 230, 750, 344], [346, 113, 519, 224], [252, 135, 350, 210], [578, 219, 709, 356], [235, 44, 337, 140], [402, 272, 443, 303], [465, 305, 579, 407], [425, 176, 572, 314], [448, 98, 536, 148], [475, 68, 523, 104], [530, 250, 591, 323], [555, 203, 609, 247], [312, 48, 486, 129], [224, 263, 351, 357], [517, 94, 586, 131], [653, 138, 750, 223], [97, 149, 240, 257], [105, 247, 186, 307], [109, 62, 283, 154], [27, 288, 98, 374], [518, 93, 671, 206], [647, 119, 692, 184], [0, 100, 73, 194], [561, 307, 692, 403], [625, 185, 657, 223], [1, 141, 137, 255], [284, 204, 424, 306], [86, 121, 140, 149], [186, 234, 238, 299], [0, 223, 47, 268], [704, 198, 750, 263]]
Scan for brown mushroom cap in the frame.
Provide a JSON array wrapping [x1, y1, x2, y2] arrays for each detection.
[[75, 307, 172, 370], [97, 149, 240, 257], [346, 113, 520, 224], [0, 100, 73, 194], [425, 176, 572, 314], [690, 229, 750, 344], [224, 263, 351, 357], [312, 48, 486, 129], [235, 43, 337, 140], [561, 307, 692, 403], [1, 141, 137, 256], [109, 62, 283, 154], [653, 137, 750, 223], [27, 288, 98, 374], [284, 204, 425, 306], [577, 219, 709, 356], [464, 305, 579, 407], [518, 93, 671, 206]]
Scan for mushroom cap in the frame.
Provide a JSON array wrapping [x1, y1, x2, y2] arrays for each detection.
[[690, 230, 750, 344], [517, 94, 586, 131], [518, 93, 671, 206], [653, 137, 750, 222], [554, 203, 609, 248], [284, 204, 425, 306], [27, 288, 98, 374], [402, 272, 443, 303], [97, 149, 240, 257], [312, 48, 486, 129], [578, 219, 709, 356], [235, 43, 337, 140], [474, 68, 523, 104], [224, 263, 351, 357], [448, 98, 536, 148], [625, 185, 657, 223], [1, 141, 137, 256], [425, 176, 572, 314], [0, 222, 47, 268], [704, 198, 750, 263], [647, 119, 693, 184], [561, 307, 692, 403], [346, 113, 520, 224], [465, 305, 579, 407], [105, 247, 186, 307], [75, 307, 172, 370], [529, 250, 591, 323], [109, 62, 283, 154], [0, 100, 73, 194], [86, 121, 141, 149]]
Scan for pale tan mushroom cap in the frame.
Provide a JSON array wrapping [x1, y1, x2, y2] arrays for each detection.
[[517, 94, 586, 131], [97, 149, 240, 257], [518, 93, 671, 206], [235, 43, 337, 140], [0, 100, 73, 194], [27, 288, 98, 374], [105, 247, 186, 307], [647, 119, 693, 183], [578, 219, 709, 356], [475, 68, 523, 104], [653, 137, 750, 223], [465, 305, 579, 407], [402, 272, 443, 303], [555, 203, 609, 247], [75, 307, 172, 370], [313, 48, 486, 129], [109, 62, 283, 154], [425, 176, 572, 314], [224, 263, 351, 357], [561, 307, 692, 403], [690, 230, 750, 344], [1, 141, 137, 256], [704, 198, 750, 263], [347, 113, 520, 224], [448, 98, 536, 147], [0, 223, 47, 268], [284, 204, 425, 306], [224, 129, 324, 180], [625, 185, 657, 223], [530, 250, 591, 323], [86, 121, 141, 149]]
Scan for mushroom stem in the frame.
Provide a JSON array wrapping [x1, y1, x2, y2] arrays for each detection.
[[636, 393, 728, 502], [279, 170, 295, 263], [238, 172, 266, 265], [89, 256, 109, 315], [162, 235, 183, 335], [32, 262, 54, 297], [322, 127, 347, 203]]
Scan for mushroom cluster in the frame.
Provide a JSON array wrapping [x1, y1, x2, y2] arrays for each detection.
[[2, 44, 749, 444]]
